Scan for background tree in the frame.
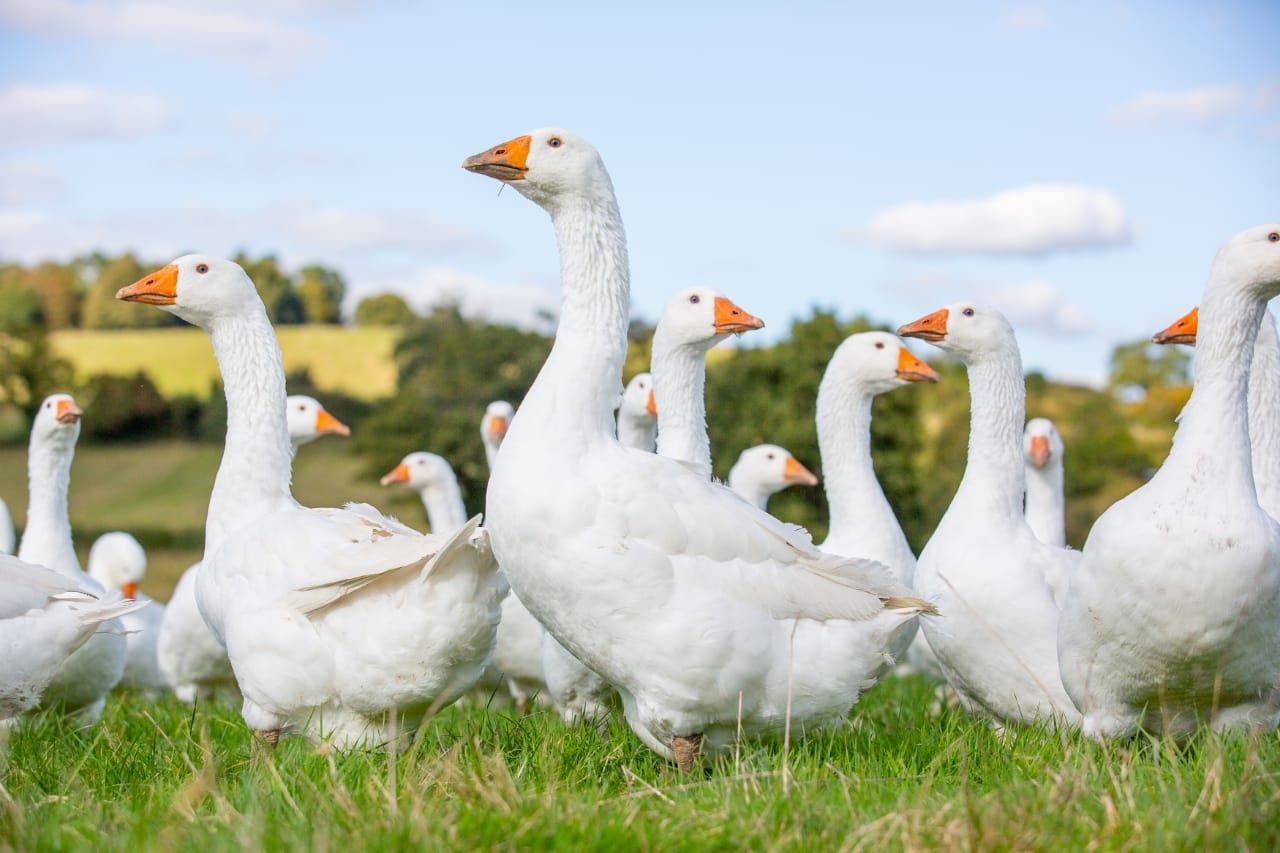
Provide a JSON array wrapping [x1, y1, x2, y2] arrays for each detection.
[[0, 327, 75, 422], [296, 265, 346, 324], [235, 254, 304, 325], [23, 262, 83, 329], [354, 293, 416, 326], [1109, 340, 1191, 393]]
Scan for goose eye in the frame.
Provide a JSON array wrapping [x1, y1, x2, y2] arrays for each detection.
[[874, 341, 885, 349], [962, 307, 975, 317], [689, 294, 700, 304], [1269, 232, 1279, 242], [196, 263, 209, 274], [548, 137, 562, 148]]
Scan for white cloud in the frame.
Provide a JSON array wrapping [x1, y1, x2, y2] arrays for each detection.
[[1108, 84, 1248, 126], [354, 267, 558, 332], [0, 84, 171, 146], [0, 161, 63, 204], [0, 0, 325, 73], [1003, 6, 1050, 31], [860, 184, 1131, 256], [276, 208, 494, 255], [981, 278, 1091, 335]]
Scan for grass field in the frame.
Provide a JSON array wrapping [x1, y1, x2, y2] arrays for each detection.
[[51, 325, 399, 402], [0, 440, 450, 597], [2, 678, 1276, 849]]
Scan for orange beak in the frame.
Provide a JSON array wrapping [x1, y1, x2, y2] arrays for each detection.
[[55, 398, 83, 424], [1152, 307, 1198, 346], [380, 463, 411, 486], [121, 581, 139, 600], [898, 308, 949, 343], [116, 264, 178, 305], [713, 296, 766, 335], [896, 347, 940, 383], [462, 135, 531, 181], [1028, 435, 1051, 469], [783, 456, 819, 487], [314, 408, 351, 437], [645, 388, 657, 418], [487, 416, 509, 442]]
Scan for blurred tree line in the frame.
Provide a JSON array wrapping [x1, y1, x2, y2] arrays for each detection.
[[0, 248, 1194, 550]]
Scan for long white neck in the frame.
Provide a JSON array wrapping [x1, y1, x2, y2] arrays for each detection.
[[1248, 310, 1280, 517], [1165, 282, 1263, 498], [420, 475, 468, 535], [1024, 461, 1065, 548], [816, 379, 911, 574], [517, 193, 630, 445], [954, 349, 1027, 520], [727, 467, 772, 510], [483, 440, 500, 470], [204, 308, 294, 558], [652, 338, 712, 479], [18, 431, 81, 577], [617, 413, 656, 452]]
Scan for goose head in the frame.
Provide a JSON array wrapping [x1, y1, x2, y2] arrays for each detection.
[[463, 128, 609, 210], [482, 400, 515, 448], [1211, 224, 1280, 298], [87, 531, 147, 599], [1023, 417, 1063, 470], [825, 331, 939, 395], [1152, 307, 1199, 346], [731, 444, 819, 491], [618, 372, 657, 422], [31, 393, 83, 451], [380, 451, 455, 491], [655, 287, 764, 355], [898, 302, 1018, 363], [286, 395, 351, 446], [115, 254, 258, 328]]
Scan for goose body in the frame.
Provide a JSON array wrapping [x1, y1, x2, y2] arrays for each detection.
[[616, 373, 657, 453], [17, 394, 128, 726], [817, 332, 938, 667], [900, 306, 1080, 727], [465, 129, 930, 766], [1, 558, 145, 723], [120, 258, 505, 747], [0, 498, 14, 555], [382, 449, 548, 710], [1023, 418, 1066, 548], [1059, 226, 1280, 739], [158, 396, 351, 703], [87, 532, 167, 694], [1155, 306, 1280, 521]]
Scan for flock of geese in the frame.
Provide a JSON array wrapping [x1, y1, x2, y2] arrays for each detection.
[[2, 128, 1278, 771]]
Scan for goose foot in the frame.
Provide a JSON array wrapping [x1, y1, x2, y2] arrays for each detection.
[[255, 728, 280, 747], [671, 733, 703, 773]]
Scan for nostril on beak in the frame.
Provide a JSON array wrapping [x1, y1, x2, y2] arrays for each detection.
[[494, 147, 506, 156]]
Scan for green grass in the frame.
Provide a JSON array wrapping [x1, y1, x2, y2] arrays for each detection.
[[51, 325, 399, 401], [0, 440, 443, 598], [2, 678, 1276, 849]]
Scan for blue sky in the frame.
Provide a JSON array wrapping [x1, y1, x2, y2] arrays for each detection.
[[1, 0, 1277, 383]]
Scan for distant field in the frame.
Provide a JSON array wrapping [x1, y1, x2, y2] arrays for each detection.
[[51, 325, 400, 401], [0, 439, 450, 600]]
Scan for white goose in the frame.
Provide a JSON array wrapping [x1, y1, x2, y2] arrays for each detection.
[[465, 128, 931, 769], [18, 393, 129, 726], [481, 401, 515, 469], [728, 445, 818, 512], [1154, 306, 1280, 520], [2, 559, 144, 727], [1059, 225, 1280, 739], [158, 395, 351, 704], [87, 532, 167, 695], [542, 285, 766, 723], [899, 305, 1080, 727], [1022, 418, 1066, 548], [381, 449, 549, 711], [119, 257, 506, 748], [616, 373, 657, 452], [816, 331, 939, 668], [0, 498, 14, 555]]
